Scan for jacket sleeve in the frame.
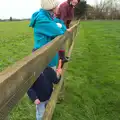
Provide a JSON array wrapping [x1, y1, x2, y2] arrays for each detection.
[[27, 87, 38, 102], [66, 20, 72, 28], [52, 72, 61, 84], [32, 14, 67, 37], [55, 75, 61, 84], [50, 69, 61, 84]]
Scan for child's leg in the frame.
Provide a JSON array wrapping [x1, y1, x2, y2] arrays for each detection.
[[59, 43, 65, 60], [57, 59, 62, 69], [58, 50, 69, 68], [58, 50, 65, 60], [59, 43, 69, 64], [36, 101, 48, 120]]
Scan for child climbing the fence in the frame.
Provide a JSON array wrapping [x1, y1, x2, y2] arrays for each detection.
[[27, 66, 62, 120], [29, 0, 72, 70]]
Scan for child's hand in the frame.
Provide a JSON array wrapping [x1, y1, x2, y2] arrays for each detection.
[[57, 59, 62, 69], [56, 68, 62, 76], [34, 99, 40, 105], [67, 28, 72, 32]]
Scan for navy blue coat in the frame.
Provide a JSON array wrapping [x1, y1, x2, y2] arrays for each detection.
[[27, 67, 61, 102]]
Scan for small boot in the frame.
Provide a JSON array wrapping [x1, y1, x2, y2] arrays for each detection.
[[59, 50, 69, 67]]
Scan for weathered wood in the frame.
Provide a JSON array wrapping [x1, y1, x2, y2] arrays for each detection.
[[4, 116, 8, 120], [43, 39, 75, 120], [0, 35, 65, 120], [0, 21, 80, 120], [43, 22, 80, 120]]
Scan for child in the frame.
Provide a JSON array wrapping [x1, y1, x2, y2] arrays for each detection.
[[27, 66, 62, 120], [56, 0, 80, 28], [55, 0, 80, 66], [29, 0, 71, 70]]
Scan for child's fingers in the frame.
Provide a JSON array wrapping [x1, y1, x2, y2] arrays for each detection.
[[34, 99, 40, 105]]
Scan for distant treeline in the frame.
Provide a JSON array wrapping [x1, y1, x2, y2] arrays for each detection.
[[0, 18, 30, 22]]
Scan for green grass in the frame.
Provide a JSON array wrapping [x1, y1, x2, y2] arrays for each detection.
[[0, 21, 33, 71], [0, 21, 120, 120], [53, 21, 120, 120]]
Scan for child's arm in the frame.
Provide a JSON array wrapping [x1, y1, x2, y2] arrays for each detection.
[[27, 88, 40, 104], [56, 68, 62, 79], [52, 67, 62, 84], [57, 59, 62, 69], [31, 14, 67, 37]]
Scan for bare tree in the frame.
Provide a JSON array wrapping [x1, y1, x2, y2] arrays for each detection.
[[92, 0, 120, 19]]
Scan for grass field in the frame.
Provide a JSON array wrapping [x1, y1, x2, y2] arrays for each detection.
[[53, 21, 120, 120], [0, 21, 33, 71], [0, 21, 120, 120]]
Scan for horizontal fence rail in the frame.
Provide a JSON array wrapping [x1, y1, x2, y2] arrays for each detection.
[[0, 21, 80, 120], [43, 22, 80, 120]]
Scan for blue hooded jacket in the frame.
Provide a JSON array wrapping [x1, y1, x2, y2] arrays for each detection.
[[29, 9, 67, 67]]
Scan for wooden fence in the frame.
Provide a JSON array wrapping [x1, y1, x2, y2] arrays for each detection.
[[0, 21, 80, 120]]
